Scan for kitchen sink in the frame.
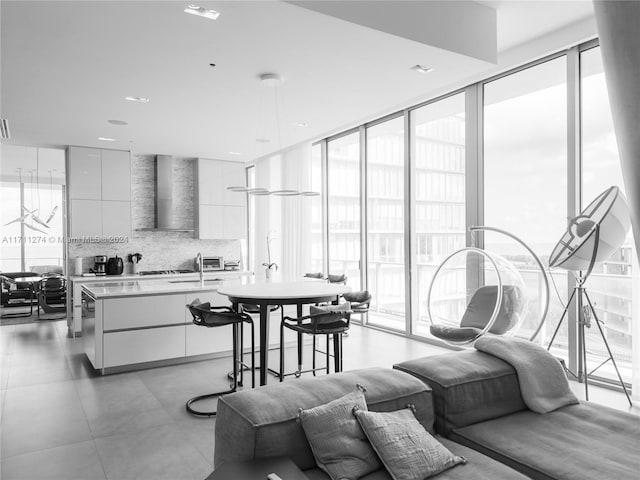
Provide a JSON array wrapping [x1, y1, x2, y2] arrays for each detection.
[[168, 279, 223, 284]]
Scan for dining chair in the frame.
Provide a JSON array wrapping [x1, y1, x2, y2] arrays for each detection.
[[279, 303, 352, 381], [327, 273, 347, 285], [37, 275, 67, 319]]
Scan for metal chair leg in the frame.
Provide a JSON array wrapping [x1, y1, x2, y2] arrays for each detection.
[[333, 333, 341, 373], [312, 336, 317, 376], [325, 335, 330, 374], [279, 320, 285, 382], [186, 323, 240, 418]]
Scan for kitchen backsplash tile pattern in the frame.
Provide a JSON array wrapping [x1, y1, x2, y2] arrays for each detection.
[[69, 155, 242, 273]]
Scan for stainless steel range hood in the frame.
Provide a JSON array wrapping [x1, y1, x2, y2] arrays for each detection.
[[137, 155, 194, 232]]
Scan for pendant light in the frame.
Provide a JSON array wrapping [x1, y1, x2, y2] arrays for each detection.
[[228, 73, 319, 197]]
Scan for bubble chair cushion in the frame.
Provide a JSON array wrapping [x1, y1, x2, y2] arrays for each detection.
[[429, 285, 523, 343]]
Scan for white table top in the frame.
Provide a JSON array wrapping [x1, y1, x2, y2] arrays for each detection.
[[217, 280, 351, 301]]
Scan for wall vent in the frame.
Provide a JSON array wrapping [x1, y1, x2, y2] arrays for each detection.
[[0, 119, 10, 139]]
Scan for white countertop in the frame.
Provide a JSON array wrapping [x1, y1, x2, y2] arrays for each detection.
[[71, 270, 252, 283], [82, 277, 235, 299]]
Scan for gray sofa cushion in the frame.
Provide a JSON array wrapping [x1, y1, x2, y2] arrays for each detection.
[[214, 368, 434, 470], [394, 351, 525, 435], [302, 436, 531, 480], [450, 402, 640, 480]]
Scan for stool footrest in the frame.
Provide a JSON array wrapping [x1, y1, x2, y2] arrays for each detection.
[[185, 388, 236, 417]]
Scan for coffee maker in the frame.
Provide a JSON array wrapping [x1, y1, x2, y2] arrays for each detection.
[[93, 255, 107, 275]]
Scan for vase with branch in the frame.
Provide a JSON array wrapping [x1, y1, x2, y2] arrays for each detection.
[[262, 231, 278, 280]]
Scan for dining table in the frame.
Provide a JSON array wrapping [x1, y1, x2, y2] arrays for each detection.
[[217, 280, 351, 386]]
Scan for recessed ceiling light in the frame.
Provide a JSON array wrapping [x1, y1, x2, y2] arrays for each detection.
[[98, 137, 116, 142], [108, 119, 128, 126], [294, 122, 308, 128], [411, 65, 434, 74], [255, 138, 270, 143], [228, 151, 241, 156], [184, 4, 220, 20], [125, 96, 150, 103]]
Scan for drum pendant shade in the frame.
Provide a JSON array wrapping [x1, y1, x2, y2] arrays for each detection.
[[549, 186, 630, 271]]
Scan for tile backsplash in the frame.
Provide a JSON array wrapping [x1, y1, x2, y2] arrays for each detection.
[[69, 154, 242, 274]]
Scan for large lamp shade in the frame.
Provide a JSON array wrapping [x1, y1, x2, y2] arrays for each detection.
[[549, 186, 630, 271]]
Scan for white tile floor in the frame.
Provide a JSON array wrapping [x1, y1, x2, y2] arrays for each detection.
[[0, 320, 637, 479]]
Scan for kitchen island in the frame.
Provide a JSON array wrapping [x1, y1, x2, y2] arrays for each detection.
[[68, 270, 251, 336], [81, 275, 297, 374]]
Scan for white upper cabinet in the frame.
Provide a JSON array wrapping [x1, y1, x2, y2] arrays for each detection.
[[101, 150, 131, 201], [68, 147, 131, 236], [102, 201, 131, 237], [68, 147, 102, 200], [197, 159, 224, 205], [70, 199, 102, 236], [196, 158, 246, 239]]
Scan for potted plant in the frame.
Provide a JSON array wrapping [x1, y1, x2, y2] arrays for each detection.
[[262, 231, 278, 279]]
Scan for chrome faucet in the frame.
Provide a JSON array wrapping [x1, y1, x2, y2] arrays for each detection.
[[196, 252, 204, 286]]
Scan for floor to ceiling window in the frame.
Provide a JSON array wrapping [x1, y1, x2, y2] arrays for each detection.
[[246, 165, 255, 272], [328, 132, 361, 290], [580, 45, 635, 385], [310, 143, 324, 274], [0, 146, 65, 273], [366, 116, 405, 330], [410, 93, 466, 338], [483, 56, 568, 347], [302, 39, 636, 394]]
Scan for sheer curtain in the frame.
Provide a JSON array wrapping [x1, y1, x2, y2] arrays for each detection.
[[253, 142, 317, 281], [594, 0, 640, 400]]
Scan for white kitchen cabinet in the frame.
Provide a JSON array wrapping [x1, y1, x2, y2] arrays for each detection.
[[67, 147, 131, 237], [198, 205, 225, 239], [102, 201, 131, 237], [101, 149, 131, 201], [103, 326, 186, 368], [196, 158, 246, 240], [70, 199, 102, 236], [103, 294, 186, 331], [222, 206, 246, 239], [68, 147, 102, 200], [197, 159, 224, 205], [222, 161, 246, 206]]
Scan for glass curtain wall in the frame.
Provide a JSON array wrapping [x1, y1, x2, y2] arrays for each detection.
[[310, 144, 324, 273], [328, 132, 361, 290], [0, 181, 64, 272], [311, 40, 635, 391], [366, 116, 405, 330], [580, 46, 635, 384], [410, 94, 466, 338], [483, 57, 569, 348], [246, 165, 255, 272]]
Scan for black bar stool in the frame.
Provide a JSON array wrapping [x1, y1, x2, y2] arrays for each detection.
[[186, 300, 255, 417], [279, 304, 352, 381]]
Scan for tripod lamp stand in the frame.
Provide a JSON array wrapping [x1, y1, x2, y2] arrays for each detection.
[[547, 186, 632, 405]]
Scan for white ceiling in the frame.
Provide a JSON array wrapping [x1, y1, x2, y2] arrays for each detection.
[[1, 0, 595, 164]]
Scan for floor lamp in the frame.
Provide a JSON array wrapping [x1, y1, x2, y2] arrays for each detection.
[[547, 186, 632, 405]]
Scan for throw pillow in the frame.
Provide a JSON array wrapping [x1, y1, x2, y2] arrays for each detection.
[[353, 407, 466, 480], [299, 387, 381, 480]]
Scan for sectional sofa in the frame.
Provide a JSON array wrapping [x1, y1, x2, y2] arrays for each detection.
[[213, 352, 640, 479]]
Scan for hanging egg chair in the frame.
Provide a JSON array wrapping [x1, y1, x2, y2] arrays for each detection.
[[426, 226, 549, 346]]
